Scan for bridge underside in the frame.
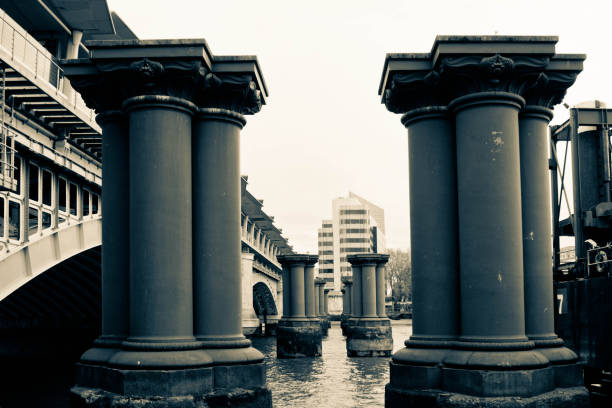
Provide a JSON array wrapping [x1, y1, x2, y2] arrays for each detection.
[[0, 246, 101, 360]]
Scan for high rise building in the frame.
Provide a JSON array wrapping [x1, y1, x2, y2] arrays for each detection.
[[317, 192, 386, 313]]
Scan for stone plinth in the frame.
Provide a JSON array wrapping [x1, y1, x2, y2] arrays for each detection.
[[346, 254, 392, 357], [63, 39, 270, 406], [276, 255, 322, 358], [379, 35, 586, 407]]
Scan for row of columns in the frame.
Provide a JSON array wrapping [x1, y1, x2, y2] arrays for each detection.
[[242, 214, 279, 259], [344, 254, 392, 357], [380, 36, 587, 406], [63, 41, 271, 406]]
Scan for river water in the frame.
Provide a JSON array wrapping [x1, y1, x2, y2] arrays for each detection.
[[251, 320, 412, 408]]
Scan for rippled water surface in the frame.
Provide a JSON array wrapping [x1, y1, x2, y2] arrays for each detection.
[[251, 321, 412, 408]]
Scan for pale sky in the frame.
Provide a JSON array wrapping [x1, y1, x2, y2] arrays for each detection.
[[107, 0, 612, 253]]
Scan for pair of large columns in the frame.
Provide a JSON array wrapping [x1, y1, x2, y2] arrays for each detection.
[[62, 40, 271, 406], [345, 254, 392, 357], [276, 254, 322, 357], [380, 36, 588, 407]]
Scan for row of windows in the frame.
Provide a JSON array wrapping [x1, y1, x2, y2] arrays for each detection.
[[322, 223, 332, 228], [340, 209, 367, 215], [319, 250, 333, 255], [319, 268, 333, 274], [340, 237, 369, 243], [341, 228, 368, 234], [0, 155, 101, 242], [340, 266, 352, 272], [319, 259, 333, 265], [340, 219, 366, 224], [340, 247, 368, 253], [318, 232, 333, 237], [322, 277, 334, 282], [318, 241, 333, 246]]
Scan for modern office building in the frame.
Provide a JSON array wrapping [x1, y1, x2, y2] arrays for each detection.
[[317, 192, 386, 313]]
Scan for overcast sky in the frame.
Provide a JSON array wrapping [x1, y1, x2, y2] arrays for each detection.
[[107, 0, 612, 253]]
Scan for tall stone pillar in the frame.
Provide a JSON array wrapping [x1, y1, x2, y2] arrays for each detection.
[[340, 276, 352, 335], [304, 256, 317, 320], [64, 39, 272, 407], [79, 110, 129, 365], [375, 257, 388, 318], [520, 57, 584, 387], [277, 255, 322, 358], [315, 277, 329, 336], [380, 36, 588, 407], [346, 254, 392, 357]]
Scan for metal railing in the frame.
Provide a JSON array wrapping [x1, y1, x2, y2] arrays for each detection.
[[0, 9, 94, 121]]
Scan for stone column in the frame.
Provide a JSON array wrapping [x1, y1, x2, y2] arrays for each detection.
[[315, 277, 328, 336], [241, 251, 260, 336], [520, 65, 584, 386], [346, 254, 392, 357], [340, 276, 352, 336], [79, 110, 129, 365], [304, 256, 317, 320], [277, 255, 322, 358], [323, 289, 329, 315], [112, 94, 209, 369], [64, 40, 272, 407], [375, 255, 389, 318], [380, 37, 588, 407]]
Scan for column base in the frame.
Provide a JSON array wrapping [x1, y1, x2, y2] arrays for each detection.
[[276, 319, 322, 358], [71, 384, 271, 408], [385, 384, 590, 408], [346, 318, 393, 357]]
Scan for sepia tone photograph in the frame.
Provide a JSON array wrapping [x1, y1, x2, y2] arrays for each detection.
[[0, 0, 610, 406]]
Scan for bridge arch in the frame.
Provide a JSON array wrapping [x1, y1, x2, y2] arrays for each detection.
[[252, 281, 278, 318], [0, 217, 102, 301]]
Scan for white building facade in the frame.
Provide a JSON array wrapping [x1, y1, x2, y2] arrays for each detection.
[[317, 192, 386, 314]]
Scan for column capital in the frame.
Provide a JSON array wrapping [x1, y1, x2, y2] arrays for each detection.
[[379, 36, 584, 114], [341, 276, 353, 286], [276, 254, 310, 266], [62, 40, 268, 115], [314, 277, 326, 286], [347, 253, 389, 265]]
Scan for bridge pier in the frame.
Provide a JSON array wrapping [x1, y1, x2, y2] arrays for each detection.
[[340, 277, 352, 336], [63, 39, 271, 407], [380, 36, 588, 407], [276, 255, 322, 358], [346, 254, 392, 357], [315, 278, 329, 336]]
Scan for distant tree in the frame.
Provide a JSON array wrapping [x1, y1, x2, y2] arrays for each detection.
[[385, 248, 411, 301]]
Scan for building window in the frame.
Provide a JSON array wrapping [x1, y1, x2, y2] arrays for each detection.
[[13, 156, 21, 196], [340, 237, 369, 243], [340, 209, 366, 215], [8, 200, 20, 240], [319, 250, 333, 255], [322, 223, 332, 228], [42, 211, 51, 230], [320, 259, 333, 265], [83, 189, 90, 216], [340, 247, 368, 253], [29, 163, 39, 202], [42, 169, 52, 206], [58, 177, 67, 213], [340, 219, 366, 224], [28, 206, 38, 235], [92, 193, 99, 214], [69, 182, 77, 216], [319, 241, 333, 246]]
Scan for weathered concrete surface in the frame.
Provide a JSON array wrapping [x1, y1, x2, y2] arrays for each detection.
[[71, 385, 272, 408], [346, 320, 392, 357], [385, 385, 590, 408], [276, 320, 322, 358]]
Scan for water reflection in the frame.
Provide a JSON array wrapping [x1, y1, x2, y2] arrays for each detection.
[[251, 321, 412, 408]]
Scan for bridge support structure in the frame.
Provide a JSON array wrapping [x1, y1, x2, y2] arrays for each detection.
[[340, 276, 352, 336], [315, 278, 329, 336], [380, 35, 588, 407], [63, 39, 271, 407], [346, 254, 392, 357], [276, 254, 322, 358]]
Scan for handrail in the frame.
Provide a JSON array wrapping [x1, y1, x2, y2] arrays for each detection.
[[0, 9, 96, 124]]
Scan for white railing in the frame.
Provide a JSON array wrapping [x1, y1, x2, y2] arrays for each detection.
[[0, 9, 95, 123]]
